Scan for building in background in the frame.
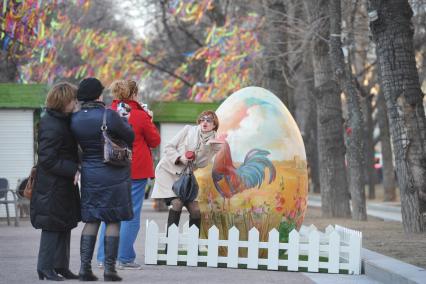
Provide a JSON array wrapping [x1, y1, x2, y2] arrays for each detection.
[[0, 83, 219, 217]]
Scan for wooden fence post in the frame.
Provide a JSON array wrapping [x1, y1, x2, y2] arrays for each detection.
[[328, 230, 340, 273], [267, 229, 279, 270], [348, 230, 362, 274], [166, 224, 179, 265], [207, 225, 219, 267], [287, 229, 300, 271], [145, 220, 159, 265], [227, 227, 239, 268], [247, 227, 259, 269], [308, 230, 319, 272], [187, 225, 199, 267]]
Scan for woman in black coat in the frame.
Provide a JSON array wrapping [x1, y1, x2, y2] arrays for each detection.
[[71, 78, 134, 282], [30, 82, 81, 281]]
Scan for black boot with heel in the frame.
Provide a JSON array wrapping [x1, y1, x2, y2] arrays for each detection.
[[37, 269, 64, 281], [104, 236, 122, 282], [55, 268, 78, 279], [189, 216, 201, 230], [79, 235, 98, 281], [167, 209, 182, 230]]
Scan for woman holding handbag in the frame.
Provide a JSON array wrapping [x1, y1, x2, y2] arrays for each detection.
[[151, 110, 224, 232], [71, 78, 134, 282], [96, 80, 161, 270], [30, 82, 81, 281]]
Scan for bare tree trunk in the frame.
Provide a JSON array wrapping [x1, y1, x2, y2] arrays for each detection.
[[283, 0, 303, 115], [305, 0, 351, 218], [369, 0, 426, 232], [362, 95, 376, 199], [294, 50, 320, 194], [329, 0, 366, 220], [376, 90, 397, 201], [0, 51, 18, 82], [259, 0, 289, 107]]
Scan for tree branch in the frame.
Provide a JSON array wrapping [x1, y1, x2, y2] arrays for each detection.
[[133, 55, 194, 87], [160, 0, 182, 54], [173, 16, 204, 47]]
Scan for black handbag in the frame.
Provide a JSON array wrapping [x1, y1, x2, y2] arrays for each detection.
[[101, 109, 132, 167], [172, 161, 199, 202]]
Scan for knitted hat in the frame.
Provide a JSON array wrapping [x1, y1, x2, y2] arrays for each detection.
[[77, 78, 104, 102]]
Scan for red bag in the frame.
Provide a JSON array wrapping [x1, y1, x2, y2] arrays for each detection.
[[23, 166, 37, 199], [185, 151, 195, 160]]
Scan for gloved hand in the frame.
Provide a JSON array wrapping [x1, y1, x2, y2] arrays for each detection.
[[178, 155, 189, 165]]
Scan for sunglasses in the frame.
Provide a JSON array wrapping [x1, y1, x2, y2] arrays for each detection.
[[200, 116, 214, 123]]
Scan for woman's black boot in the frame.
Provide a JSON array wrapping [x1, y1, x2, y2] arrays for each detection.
[[167, 209, 181, 230], [166, 209, 181, 253], [55, 268, 79, 279], [104, 236, 122, 282], [79, 235, 98, 281], [37, 269, 64, 281], [189, 216, 201, 229]]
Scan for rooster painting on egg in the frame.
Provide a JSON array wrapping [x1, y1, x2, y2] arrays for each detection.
[[212, 142, 276, 202], [196, 87, 308, 245]]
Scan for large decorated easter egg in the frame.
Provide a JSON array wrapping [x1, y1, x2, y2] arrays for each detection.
[[196, 86, 308, 244]]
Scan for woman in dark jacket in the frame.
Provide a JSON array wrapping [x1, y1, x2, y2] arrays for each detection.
[[71, 78, 134, 282], [97, 80, 161, 269], [30, 82, 81, 281]]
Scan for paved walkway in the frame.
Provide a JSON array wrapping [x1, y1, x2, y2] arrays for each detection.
[[308, 195, 402, 222], [0, 200, 381, 284]]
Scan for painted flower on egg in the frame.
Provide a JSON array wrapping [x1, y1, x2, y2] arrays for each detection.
[[196, 86, 308, 245]]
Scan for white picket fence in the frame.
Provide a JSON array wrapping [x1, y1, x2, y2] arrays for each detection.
[[144, 220, 362, 275]]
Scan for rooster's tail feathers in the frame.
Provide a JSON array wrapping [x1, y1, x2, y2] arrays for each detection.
[[237, 149, 277, 189], [243, 148, 271, 164]]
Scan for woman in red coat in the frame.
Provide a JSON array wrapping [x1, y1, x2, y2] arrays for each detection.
[[97, 80, 160, 269]]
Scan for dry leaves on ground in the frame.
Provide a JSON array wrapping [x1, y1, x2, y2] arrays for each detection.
[[303, 207, 426, 269]]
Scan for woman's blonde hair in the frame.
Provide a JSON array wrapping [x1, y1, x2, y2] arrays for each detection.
[[110, 80, 131, 100], [127, 80, 139, 96], [45, 82, 77, 112], [197, 110, 219, 131]]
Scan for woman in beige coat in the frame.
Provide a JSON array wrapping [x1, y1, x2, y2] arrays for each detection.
[[151, 110, 223, 230]]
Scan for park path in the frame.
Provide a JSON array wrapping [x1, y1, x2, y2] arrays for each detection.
[[0, 200, 380, 284]]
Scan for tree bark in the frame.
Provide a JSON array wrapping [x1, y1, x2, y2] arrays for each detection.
[[362, 95, 376, 199], [0, 51, 18, 82], [369, 0, 426, 232], [329, 0, 367, 220], [376, 90, 397, 201], [294, 50, 320, 194], [305, 0, 351, 218], [259, 0, 290, 108]]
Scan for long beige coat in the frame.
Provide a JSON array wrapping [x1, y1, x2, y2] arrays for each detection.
[[151, 125, 220, 199]]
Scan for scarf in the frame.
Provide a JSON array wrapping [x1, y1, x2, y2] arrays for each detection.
[[187, 125, 216, 152]]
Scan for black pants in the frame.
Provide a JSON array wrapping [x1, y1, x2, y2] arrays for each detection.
[[37, 230, 71, 271]]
